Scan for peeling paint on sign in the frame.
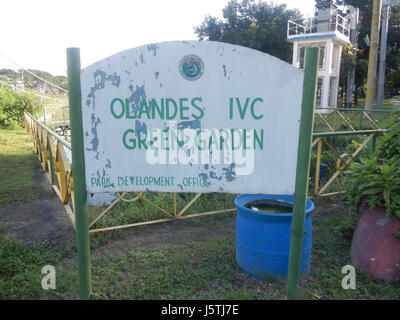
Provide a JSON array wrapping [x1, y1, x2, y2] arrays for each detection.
[[80, 41, 304, 194]]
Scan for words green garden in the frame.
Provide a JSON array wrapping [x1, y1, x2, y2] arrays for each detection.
[[109, 96, 266, 151]]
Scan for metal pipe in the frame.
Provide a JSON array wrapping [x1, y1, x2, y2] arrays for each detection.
[[346, 25, 359, 108], [316, 107, 397, 113], [314, 138, 323, 196], [377, 5, 391, 108], [66, 47, 92, 300], [365, 0, 383, 109], [313, 129, 386, 137], [286, 47, 319, 300], [25, 112, 71, 149]]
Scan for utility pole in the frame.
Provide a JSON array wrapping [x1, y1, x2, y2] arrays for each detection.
[[377, 2, 391, 108], [20, 69, 24, 91], [365, 0, 382, 109], [346, 6, 359, 108]]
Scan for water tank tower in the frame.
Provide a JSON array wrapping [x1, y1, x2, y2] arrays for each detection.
[[287, 2, 359, 112]]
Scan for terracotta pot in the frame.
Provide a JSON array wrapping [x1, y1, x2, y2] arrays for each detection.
[[351, 206, 400, 281]]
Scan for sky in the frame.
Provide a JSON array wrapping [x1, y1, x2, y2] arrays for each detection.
[[0, 0, 315, 77]]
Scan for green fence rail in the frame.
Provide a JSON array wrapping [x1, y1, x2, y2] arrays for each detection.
[[24, 112, 75, 225], [314, 107, 400, 132], [44, 106, 399, 137], [311, 129, 387, 197]]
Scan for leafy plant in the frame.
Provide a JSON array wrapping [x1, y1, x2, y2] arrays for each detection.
[[347, 157, 400, 218], [0, 86, 42, 128], [346, 117, 400, 218], [375, 120, 400, 159]]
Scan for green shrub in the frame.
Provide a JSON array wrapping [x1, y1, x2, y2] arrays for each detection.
[[0, 86, 42, 127], [346, 118, 400, 218], [375, 120, 400, 159], [340, 118, 400, 237], [347, 157, 400, 218]]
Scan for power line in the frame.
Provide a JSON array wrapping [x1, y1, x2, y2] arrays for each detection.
[[0, 79, 67, 103], [0, 51, 68, 93]]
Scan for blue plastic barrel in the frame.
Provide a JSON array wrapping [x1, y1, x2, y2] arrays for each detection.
[[235, 194, 314, 280]]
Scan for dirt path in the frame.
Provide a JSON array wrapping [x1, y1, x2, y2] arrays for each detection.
[[0, 166, 75, 248], [91, 215, 236, 256]]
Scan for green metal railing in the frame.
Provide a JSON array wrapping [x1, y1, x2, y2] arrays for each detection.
[[311, 128, 387, 197], [314, 107, 400, 132], [25, 111, 71, 149], [38, 106, 398, 140], [24, 112, 75, 224]]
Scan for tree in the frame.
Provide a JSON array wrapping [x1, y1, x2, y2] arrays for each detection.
[[0, 86, 42, 127], [194, 0, 303, 63], [383, 5, 400, 97], [315, 0, 345, 10], [0, 69, 19, 80], [196, 0, 400, 99]]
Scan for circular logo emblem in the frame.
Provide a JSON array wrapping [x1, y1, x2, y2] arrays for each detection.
[[179, 54, 204, 81]]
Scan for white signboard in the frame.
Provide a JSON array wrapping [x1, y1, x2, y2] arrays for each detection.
[[80, 41, 304, 194]]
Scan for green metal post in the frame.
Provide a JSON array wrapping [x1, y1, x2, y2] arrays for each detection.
[[286, 47, 319, 300], [66, 47, 92, 300]]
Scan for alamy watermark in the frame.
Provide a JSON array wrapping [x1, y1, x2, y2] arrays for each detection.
[[341, 265, 356, 290], [41, 265, 56, 290], [127, 121, 261, 176]]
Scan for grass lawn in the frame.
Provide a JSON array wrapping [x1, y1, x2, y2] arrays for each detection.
[[60, 197, 400, 300], [0, 125, 399, 300], [0, 126, 43, 207], [2, 202, 400, 300]]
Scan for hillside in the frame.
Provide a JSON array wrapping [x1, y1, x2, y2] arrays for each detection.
[[0, 68, 67, 95]]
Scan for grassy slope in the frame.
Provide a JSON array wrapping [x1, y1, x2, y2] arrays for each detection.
[[0, 127, 42, 207]]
